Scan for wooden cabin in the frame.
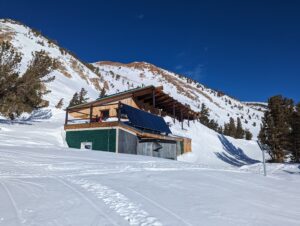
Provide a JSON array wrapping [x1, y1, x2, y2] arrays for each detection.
[[64, 85, 196, 160]]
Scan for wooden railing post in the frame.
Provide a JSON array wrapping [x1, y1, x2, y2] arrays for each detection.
[[181, 110, 183, 130], [65, 109, 69, 125], [89, 105, 93, 123], [152, 88, 155, 108], [173, 103, 175, 123], [118, 101, 121, 122]]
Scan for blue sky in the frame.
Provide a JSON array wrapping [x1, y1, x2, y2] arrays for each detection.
[[1, 0, 299, 102]]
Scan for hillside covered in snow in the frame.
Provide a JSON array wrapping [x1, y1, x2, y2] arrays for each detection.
[[94, 61, 265, 138], [0, 19, 264, 138]]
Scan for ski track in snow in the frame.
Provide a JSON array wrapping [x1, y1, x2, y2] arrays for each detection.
[[0, 181, 23, 225], [68, 178, 163, 226], [126, 187, 192, 226], [53, 178, 119, 226]]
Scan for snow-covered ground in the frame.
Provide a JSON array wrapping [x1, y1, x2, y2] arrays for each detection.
[[1, 109, 300, 226]]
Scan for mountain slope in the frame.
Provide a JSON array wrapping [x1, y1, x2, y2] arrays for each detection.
[[0, 19, 101, 107], [93, 61, 264, 137]]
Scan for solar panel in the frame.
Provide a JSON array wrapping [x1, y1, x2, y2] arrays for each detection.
[[120, 104, 172, 135]]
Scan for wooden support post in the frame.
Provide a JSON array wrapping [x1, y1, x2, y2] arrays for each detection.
[[152, 88, 155, 108], [89, 105, 93, 123], [181, 110, 183, 130], [65, 109, 69, 125], [118, 101, 121, 122], [188, 115, 190, 127], [173, 103, 176, 123]]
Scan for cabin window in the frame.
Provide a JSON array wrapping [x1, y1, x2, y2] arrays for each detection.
[[101, 110, 109, 120], [80, 142, 92, 150]]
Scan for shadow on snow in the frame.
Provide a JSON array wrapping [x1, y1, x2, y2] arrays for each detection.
[[215, 135, 260, 167], [0, 109, 52, 125]]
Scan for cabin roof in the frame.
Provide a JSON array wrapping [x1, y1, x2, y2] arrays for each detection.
[[67, 85, 198, 120]]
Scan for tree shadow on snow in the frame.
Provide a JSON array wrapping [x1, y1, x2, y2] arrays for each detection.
[[25, 109, 52, 121], [0, 119, 33, 125], [215, 135, 260, 167], [0, 109, 52, 125]]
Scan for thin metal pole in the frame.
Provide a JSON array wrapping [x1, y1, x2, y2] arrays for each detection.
[[262, 149, 267, 176], [257, 141, 267, 176]]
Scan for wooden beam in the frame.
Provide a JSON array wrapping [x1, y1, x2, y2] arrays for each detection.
[[65, 109, 69, 125], [89, 105, 93, 123], [156, 101, 177, 109], [173, 103, 175, 123], [118, 101, 121, 122], [68, 92, 133, 111], [141, 93, 165, 103], [152, 88, 155, 107], [133, 87, 155, 98], [181, 110, 183, 130], [156, 98, 176, 106]]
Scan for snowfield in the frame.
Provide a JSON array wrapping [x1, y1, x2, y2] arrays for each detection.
[[0, 109, 300, 226]]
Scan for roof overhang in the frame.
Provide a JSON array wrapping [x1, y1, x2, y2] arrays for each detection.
[[66, 85, 198, 120]]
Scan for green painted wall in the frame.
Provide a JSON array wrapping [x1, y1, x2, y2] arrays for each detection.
[[66, 129, 116, 152]]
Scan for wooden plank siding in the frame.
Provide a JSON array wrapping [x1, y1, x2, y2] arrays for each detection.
[[69, 97, 139, 119], [183, 137, 192, 153]]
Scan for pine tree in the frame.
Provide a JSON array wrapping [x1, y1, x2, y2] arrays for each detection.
[[235, 117, 244, 139], [68, 92, 79, 107], [199, 103, 210, 125], [245, 129, 253, 140], [223, 123, 230, 136], [223, 117, 236, 137], [259, 95, 293, 162], [291, 103, 300, 162], [99, 87, 106, 98], [78, 88, 88, 104], [0, 42, 56, 119], [0, 42, 22, 119], [207, 119, 218, 130], [228, 117, 236, 137], [217, 126, 223, 134], [55, 98, 64, 109]]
